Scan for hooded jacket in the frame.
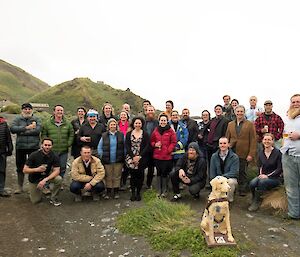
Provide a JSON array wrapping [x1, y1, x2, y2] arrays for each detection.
[[0, 117, 13, 155]]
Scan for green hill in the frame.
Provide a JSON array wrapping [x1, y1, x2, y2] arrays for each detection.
[[29, 78, 145, 114], [0, 59, 49, 104]]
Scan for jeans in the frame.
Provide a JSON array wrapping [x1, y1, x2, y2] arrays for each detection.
[[57, 152, 68, 178], [282, 154, 300, 219], [0, 154, 7, 192], [249, 177, 281, 192], [70, 180, 105, 195]]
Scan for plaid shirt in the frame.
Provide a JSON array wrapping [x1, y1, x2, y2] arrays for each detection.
[[254, 112, 284, 142]]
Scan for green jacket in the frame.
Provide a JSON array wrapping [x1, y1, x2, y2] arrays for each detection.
[[41, 116, 74, 153], [10, 115, 41, 150]]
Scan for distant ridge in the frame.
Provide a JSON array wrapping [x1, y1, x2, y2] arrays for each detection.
[[29, 77, 145, 114], [0, 59, 49, 104]]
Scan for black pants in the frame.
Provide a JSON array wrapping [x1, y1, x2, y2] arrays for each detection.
[[170, 169, 204, 195], [0, 154, 7, 192], [129, 168, 144, 194], [16, 149, 37, 187], [238, 158, 248, 192]]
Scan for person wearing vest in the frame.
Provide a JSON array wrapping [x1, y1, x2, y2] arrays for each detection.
[[98, 118, 125, 199]]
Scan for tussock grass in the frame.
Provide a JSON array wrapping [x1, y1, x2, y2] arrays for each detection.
[[117, 190, 239, 257]]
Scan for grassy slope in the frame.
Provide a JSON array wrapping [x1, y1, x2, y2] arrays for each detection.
[[29, 77, 145, 114], [0, 59, 49, 104]]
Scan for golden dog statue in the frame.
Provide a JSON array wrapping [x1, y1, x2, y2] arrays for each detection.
[[201, 176, 235, 246]]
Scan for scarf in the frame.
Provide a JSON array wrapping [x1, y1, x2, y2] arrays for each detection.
[[158, 124, 171, 135]]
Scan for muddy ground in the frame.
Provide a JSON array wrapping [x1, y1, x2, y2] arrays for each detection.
[[1, 114, 300, 257]]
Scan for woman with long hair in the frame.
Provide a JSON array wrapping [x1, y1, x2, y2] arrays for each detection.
[[125, 117, 150, 201]]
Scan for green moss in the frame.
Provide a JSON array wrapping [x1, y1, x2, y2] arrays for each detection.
[[117, 196, 239, 257]]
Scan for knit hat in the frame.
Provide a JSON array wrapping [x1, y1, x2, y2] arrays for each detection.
[[188, 142, 200, 155], [86, 109, 99, 117], [21, 103, 33, 109]]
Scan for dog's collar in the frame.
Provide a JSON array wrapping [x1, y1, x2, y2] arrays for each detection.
[[205, 197, 228, 210]]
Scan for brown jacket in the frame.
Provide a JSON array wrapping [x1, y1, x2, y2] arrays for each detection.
[[71, 156, 105, 186], [225, 119, 257, 159]]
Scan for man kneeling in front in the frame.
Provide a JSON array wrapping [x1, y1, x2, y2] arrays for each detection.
[[70, 145, 105, 202], [23, 138, 62, 206]]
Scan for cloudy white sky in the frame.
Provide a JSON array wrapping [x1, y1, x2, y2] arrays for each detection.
[[1, 0, 300, 116]]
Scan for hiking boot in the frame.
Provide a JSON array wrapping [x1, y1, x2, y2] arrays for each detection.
[[74, 194, 82, 202], [50, 198, 62, 207], [136, 194, 141, 201], [14, 186, 24, 194], [0, 190, 11, 197], [248, 190, 262, 212], [113, 193, 120, 200]]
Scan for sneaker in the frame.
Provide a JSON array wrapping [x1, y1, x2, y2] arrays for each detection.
[[172, 193, 182, 201], [82, 191, 92, 197], [74, 195, 82, 202], [114, 194, 120, 200], [0, 190, 11, 197], [92, 194, 100, 201], [119, 185, 126, 191], [50, 198, 61, 207], [103, 194, 110, 200]]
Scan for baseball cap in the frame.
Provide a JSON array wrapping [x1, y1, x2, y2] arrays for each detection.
[[21, 103, 33, 109], [264, 100, 273, 105]]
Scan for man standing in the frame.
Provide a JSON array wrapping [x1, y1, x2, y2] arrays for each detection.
[[226, 105, 257, 195], [181, 108, 199, 148], [0, 115, 13, 197], [70, 145, 105, 202], [210, 137, 239, 202], [206, 105, 229, 166], [245, 96, 263, 122], [78, 109, 105, 157], [281, 94, 300, 219], [23, 138, 62, 206], [10, 103, 42, 193], [144, 105, 159, 189], [41, 105, 74, 179], [222, 94, 231, 116], [254, 100, 284, 148]]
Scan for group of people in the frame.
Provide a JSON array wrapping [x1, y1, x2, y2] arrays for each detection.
[[0, 94, 300, 220]]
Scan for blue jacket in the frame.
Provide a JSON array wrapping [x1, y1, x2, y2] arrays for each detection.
[[210, 149, 239, 179], [169, 120, 189, 159]]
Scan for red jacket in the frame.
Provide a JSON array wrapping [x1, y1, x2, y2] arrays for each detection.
[[150, 127, 177, 160]]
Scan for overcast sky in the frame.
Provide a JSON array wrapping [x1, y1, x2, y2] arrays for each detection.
[[1, 0, 300, 116]]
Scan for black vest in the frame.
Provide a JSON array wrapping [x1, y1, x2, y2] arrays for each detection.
[[101, 131, 125, 164]]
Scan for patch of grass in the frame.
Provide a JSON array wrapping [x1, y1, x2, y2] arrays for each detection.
[[117, 194, 239, 257]]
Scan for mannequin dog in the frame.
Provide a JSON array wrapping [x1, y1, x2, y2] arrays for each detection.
[[201, 176, 234, 244]]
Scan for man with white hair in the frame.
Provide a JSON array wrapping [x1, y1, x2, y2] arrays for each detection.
[[11, 103, 42, 193]]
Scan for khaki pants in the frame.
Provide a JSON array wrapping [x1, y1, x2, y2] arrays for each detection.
[[104, 163, 123, 188], [28, 176, 62, 204], [227, 178, 238, 202]]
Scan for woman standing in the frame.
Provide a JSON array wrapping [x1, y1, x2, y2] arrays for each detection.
[[125, 117, 150, 201], [71, 107, 87, 158], [98, 118, 125, 199], [248, 133, 283, 211], [151, 114, 177, 197]]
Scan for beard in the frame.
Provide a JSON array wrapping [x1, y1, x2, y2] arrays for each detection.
[[22, 111, 33, 118], [287, 107, 300, 119]]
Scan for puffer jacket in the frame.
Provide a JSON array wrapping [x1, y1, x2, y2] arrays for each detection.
[[0, 117, 13, 155], [41, 116, 74, 153], [10, 114, 41, 149]]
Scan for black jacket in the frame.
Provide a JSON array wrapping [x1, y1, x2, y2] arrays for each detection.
[[181, 118, 199, 146], [125, 130, 150, 170], [175, 153, 207, 187], [0, 118, 13, 155]]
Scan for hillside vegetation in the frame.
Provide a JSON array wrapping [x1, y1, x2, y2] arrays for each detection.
[[29, 78, 145, 114], [0, 59, 49, 103]]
